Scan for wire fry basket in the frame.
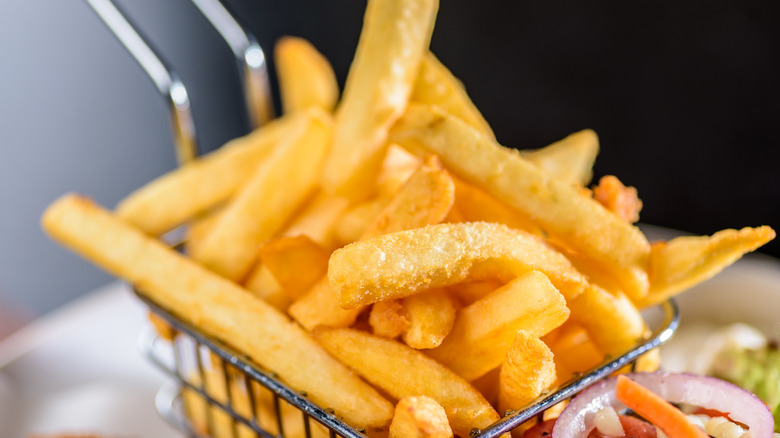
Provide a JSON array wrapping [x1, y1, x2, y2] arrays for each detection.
[[136, 287, 678, 438], [84, 1, 680, 436]]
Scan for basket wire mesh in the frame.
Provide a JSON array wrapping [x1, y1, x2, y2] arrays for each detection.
[[85, 1, 681, 436]]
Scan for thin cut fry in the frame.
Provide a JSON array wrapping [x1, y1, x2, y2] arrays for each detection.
[[389, 396, 454, 438], [498, 331, 557, 415], [640, 226, 776, 307], [41, 194, 394, 429], [426, 270, 569, 381], [411, 52, 494, 138], [567, 285, 646, 355], [519, 129, 599, 187], [313, 327, 503, 438], [329, 222, 589, 309], [275, 36, 339, 114], [401, 288, 457, 349], [115, 114, 297, 235], [190, 108, 332, 281], [321, 0, 439, 200], [389, 104, 651, 300]]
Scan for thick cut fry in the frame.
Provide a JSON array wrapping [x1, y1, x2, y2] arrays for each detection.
[[275, 36, 339, 114], [41, 194, 393, 429], [498, 331, 557, 414], [542, 321, 604, 384], [567, 285, 646, 355], [313, 327, 503, 438], [334, 199, 388, 245], [329, 222, 589, 309], [190, 109, 332, 282], [281, 192, 351, 251], [389, 104, 651, 300], [426, 271, 569, 381], [377, 144, 422, 198], [244, 265, 290, 311], [452, 177, 542, 235], [115, 114, 296, 235], [290, 156, 455, 330], [519, 129, 599, 187], [257, 235, 330, 300], [640, 226, 776, 307], [369, 299, 410, 338], [411, 52, 494, 138], [321, 0, 439, 200], [389, 396, 454, 438], [446, 279, 504, 306], [362, 155, 455, 239], [401, 289, 457, 349]]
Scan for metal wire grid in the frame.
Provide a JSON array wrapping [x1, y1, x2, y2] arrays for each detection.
[[135, 289, 679, 438]]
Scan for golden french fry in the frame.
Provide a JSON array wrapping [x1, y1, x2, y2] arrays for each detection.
[[190, 108, 332, 282], [41, 194, 393, 429], [401, 289, 457, 349], [426, 270, 569, 381], [567, 285, 646, 355], [313, 327, 502, 438], [446, 279, 504, 306], [334, 198, 388, 246], [411, 52, 494, 138], [115, 114, 297, 235], [281, 192, 351, 251], [640, 226, 776, 307], [362, 155, 455, 239], [498, 331, 557, 415], [389, 104, 651, 300], [321, 0, 439, 200], [275, 36, 339, 114], [377, 144, 422, 198], [185, 207, 224, 255], [519, 129, 599, 187], [369, 299, 410, 339], [542, 321, 604, 384], [389, 396, 454, 438], [329, 222, 589, 309], [451, 176, 542, 235], [257, 235, 330, 300], [290, 156, 455, 330], [244, 265, 290, 311]]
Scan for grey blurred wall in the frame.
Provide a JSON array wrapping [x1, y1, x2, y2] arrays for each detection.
[[0, 0, 247, 314]]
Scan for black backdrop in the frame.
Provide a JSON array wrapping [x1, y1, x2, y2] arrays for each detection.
[[224, 0, 780, 257]]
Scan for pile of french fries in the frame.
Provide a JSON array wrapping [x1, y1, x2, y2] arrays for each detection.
[[41, 0, 775, 437]]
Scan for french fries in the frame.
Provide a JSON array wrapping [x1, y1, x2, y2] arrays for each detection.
[[321, 0, 439, 200], [389, 103, 652, 301], [313, 327, 504, 438], [42, 0, 777, 435], [41, 194, 394, 430]]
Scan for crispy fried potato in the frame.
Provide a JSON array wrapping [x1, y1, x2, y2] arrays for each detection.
[[567, 285, 646, 355], [334, 198, 388, 245], [244, 264, 290, 311], [370, 299, 410, 339], [389, 396, 454, 438], [321, 0, 439, 200], [41, 194, 393, 429], [519, 129, 599, 187], [290, 156, 455, 330], [257, 235, 330, 300], [329, 222, 589, 309], [592, 175, 642, 223], [639, 226, 776, 307], [498, 331, 556, 415], [281, 191, 351, 251], [451, 176, 542, 235], [401, 288, 457, 349], [115, 114, 297, 235], [377, 144, 423, 198], [542, 321, 604, 384], [426, 270, 569, 381], [389, 104, 651, 300], [411, 52, 494, 138], [275, 36, 339, 114], [446, 279, 504, 306], [313, 327, 503, 438], [190, 108, 331, 281]]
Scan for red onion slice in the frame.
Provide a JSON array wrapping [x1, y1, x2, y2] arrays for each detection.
[[552, 371, 774, 438]]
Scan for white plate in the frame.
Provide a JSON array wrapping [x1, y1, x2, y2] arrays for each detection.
[[0, 282, 180, 438]]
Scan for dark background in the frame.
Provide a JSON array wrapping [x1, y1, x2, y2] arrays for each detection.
[[2, 0, 778, 314]]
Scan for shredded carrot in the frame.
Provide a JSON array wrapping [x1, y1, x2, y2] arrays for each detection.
[[615, 375, 708, 438]]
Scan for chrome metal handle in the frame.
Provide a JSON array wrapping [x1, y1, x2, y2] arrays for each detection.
[[190, 0, 274, 129], [85, 0, 199, 164]]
